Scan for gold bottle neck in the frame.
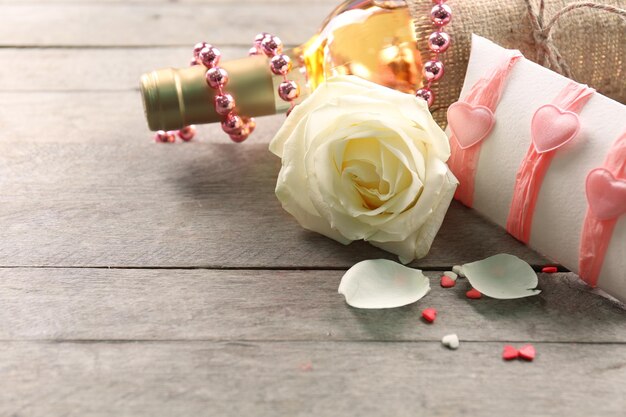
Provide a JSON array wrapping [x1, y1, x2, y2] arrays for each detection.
[[141, 54, 278, 132]]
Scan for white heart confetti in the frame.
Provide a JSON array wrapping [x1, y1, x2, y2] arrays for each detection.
[[441, 334, 460, 350], [444, 271, 458, 281]]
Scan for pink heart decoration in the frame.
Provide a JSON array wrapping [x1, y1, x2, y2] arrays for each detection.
[[586, 168, 626, 220], [447, 102, 495, 150], [531, 104, 580, 154]]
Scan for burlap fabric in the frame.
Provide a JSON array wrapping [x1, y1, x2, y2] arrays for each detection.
[[407, 0, 626, 126]]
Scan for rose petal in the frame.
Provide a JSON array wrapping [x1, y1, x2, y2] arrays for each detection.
[[338, 259, 430, 309], [269, 76, 374, 156], [462, 254, 541, 299]]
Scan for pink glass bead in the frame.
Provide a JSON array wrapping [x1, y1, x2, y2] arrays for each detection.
[[248, 46, 261, 56], [416, 88, 434, 107], [261, 35, 283, 57], [221, 114, 244, 134], [193, 42, 208, 58], [199, 45, 221, 68], [189, 58, 200, 66], [229, 127, 250, 143], [178, 125, 196, 142], [278, 80, 300, 102], [270, 54, 292, 76], [430, 4, 452, 26], [423, 60, 444, 82], [155, 130, 176, 143], [254, 32, 270, 47], [428, 31, 451, 53], [214, 93, 236, 116], [206, 67, 229, 89]]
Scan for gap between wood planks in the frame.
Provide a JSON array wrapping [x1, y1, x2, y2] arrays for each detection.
[[0, 265, 567, 271], [0, 339, 622, 345]]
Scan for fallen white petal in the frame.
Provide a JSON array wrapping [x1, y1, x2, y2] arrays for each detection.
[[452, 265, 465, 277], [462, 254, 541, 299], [338, 259, 430, 309], [441, 334, 459, 350], [444, 271, 458, 281]]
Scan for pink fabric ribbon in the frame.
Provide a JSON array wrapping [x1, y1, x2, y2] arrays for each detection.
[[447, 51, 522, 207], [506, 82, 595, 243], [579, 132, 626, 287]]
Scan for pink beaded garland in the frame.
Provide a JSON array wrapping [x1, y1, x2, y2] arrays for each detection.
[[430, 4, 452, 26], [416, 0, 452, 108], [199, 43, 254, 143], [270, 54, 292, 76], [214, 93, 236, 116], [178, 125, 196, 142], [221, 114, 244, 134], [198, 45, 221, 68], [256, 32, 301, 115], [260, 35, 283, 57], [423, 60, 444, 82], [278, 80, 300, 101], [193, 42, 208, 58], [416, 88, 435, 107], [155, 130, 177, 143], [205, 67, 229, 89], [428, 31, 450, 53]]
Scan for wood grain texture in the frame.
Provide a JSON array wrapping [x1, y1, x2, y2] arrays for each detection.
[[0, 268, 623, 342], [0, 135, 547, 268], [1, 340, 624, 417], [0, 2, 328, 47], [2, 1, 624, 416], [0, 47, 243, 92]]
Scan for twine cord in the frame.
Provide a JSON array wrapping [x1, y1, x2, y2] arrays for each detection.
[[525, 0, 626, 77]]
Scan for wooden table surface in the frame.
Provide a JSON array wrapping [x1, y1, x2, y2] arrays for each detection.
[[1, 1, 624, 416]]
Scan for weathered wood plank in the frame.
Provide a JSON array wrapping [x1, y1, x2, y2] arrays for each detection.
[[0, 2, 328, 46], [0, 269, 622, 342], [0, 132, 547, 267], [0, 340, 624, 417], [0, 47, 242, 92]]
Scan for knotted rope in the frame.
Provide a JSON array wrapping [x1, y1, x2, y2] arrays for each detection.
[[524, 0, 626, 77]]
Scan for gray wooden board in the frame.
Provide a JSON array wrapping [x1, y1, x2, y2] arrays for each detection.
[[0, 47, 246, 92], [1, 1, 624, 416], [0, 268, 623, 342], [0, 340, 624, 417], [0, 2, 329, 47], [0, 136, 548, 268]]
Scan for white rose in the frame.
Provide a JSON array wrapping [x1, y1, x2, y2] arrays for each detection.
[[269, 75, 458, 263]]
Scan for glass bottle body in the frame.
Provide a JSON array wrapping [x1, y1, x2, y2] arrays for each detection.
[[141, 0, 423, 131]]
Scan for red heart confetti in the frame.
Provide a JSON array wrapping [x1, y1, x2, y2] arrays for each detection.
[[440, 275, 456, 288], [518, 344, 536, 361], [542, 266, 558, 273], [466, 288, 482, 299], [502, 345, 519, 361], [422, 308, 437, 323]]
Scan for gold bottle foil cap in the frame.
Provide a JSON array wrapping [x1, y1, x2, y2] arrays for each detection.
[[141, 55, 277, 131]]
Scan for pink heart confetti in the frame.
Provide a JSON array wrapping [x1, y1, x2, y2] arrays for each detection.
[[518, 344, 536, 361], [531, 104, 580, 154], [447, 101, 495, 149], [465, 288, 482, 299], [586, 168, 626, 220], [440, 275, 456, 288], [421, 308, 437, 323], [502, 345, 519, 361]]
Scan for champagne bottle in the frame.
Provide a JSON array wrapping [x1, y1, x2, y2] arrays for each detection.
[[141, 0, 423, 131]]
